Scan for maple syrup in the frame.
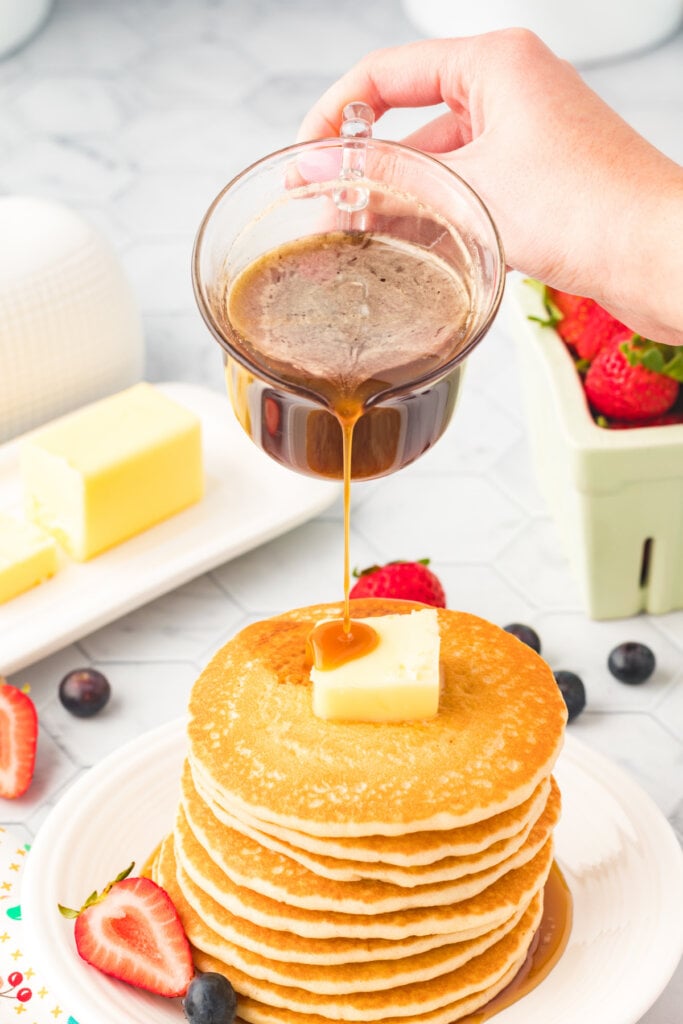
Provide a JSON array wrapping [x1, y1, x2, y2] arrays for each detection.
[[307, 617, 380, 670], [460, 861, 573, 1023], [220, 229, 473, 642], [220, 230, 471, 482]]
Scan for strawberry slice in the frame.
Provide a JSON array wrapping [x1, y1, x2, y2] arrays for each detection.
[[60, 867, 193, 997], [0, 682, 38, 799]]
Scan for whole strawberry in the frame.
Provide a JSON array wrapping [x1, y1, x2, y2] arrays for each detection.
[[545, 289, 595, 348], [608, 410, 683, 429], [349, 559, 446, 607], [0, 682, 37, 799], [542, 287, 632, 360], [584, 344, 679, 422], [571, 303, 632, 362], [59, 865, 194, 997]]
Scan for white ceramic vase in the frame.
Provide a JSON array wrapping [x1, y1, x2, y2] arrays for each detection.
[[0, 196, 144, 442], [401, 0, 683, 64], [0, 0, 53, 58]]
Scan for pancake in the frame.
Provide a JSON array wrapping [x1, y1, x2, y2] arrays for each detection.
[[172, 819, 555, 940], [191, 770, 552, 867], [235, 957, 524, 1024], [159, 838, 541, 995], [187, 600, 567, 836], [191, 766, 553, 882], [156, 837, 541, 966], [150, 600, 568, 1021], [190, 895, 544, 1020], [177, 783, 560, 915]]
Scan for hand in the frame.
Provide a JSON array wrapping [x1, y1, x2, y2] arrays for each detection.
[[298, 30, 683, 345]]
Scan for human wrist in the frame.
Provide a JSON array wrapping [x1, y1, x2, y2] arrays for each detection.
[[593, 155, 683, 345]]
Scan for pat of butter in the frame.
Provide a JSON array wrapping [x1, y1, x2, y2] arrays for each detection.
[[0, 513, 58, 603], [311, 609, 441, 723], [20, 382, 203, 561]]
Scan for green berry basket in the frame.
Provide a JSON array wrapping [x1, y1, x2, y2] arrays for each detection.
[[509, 275, 683, 620]]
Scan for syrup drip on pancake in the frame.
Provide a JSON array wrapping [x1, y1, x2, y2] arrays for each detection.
[[307, 617, 379, 671], [460, 861, 572, 1022]]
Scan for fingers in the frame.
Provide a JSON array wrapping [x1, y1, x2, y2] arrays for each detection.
[[297, 30, 571, 145], [296, 37, 476, 142], [400, 108, 473, 153]]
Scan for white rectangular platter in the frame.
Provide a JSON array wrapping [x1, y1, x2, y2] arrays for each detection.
[[0, 382, 340, 675]]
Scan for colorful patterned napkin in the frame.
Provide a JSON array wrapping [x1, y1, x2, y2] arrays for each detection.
[[0, 826, 77, 1024]]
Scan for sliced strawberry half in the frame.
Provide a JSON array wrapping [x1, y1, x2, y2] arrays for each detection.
[[0, 683, 38, 799], [61, 868, 193, 997]]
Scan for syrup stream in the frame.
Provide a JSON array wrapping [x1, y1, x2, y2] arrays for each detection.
[[342, 417, 355, 632], [308, 412, 378, 671]]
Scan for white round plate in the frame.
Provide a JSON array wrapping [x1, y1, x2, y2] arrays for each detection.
[[22, 720, 683, 1024]]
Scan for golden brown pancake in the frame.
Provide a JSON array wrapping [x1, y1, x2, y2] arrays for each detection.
[[235, 957, 524, 1024], [150, 600, 567, 1020], [178, 779, 560, 913], [235, 954, 524, 1024], [233, 958, 524, 1024], [171, 817, 555, 940], [159, 836, 541, 996], [190, 766, 553, 881], [190, 895, 543, 1019], [190, 772, 552, 866], [187, 600, 567, 836], [155, 836, 541, 966]]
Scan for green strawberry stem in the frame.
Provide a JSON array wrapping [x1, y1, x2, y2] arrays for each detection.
[[523, 278, 563, 327], [621, 337, 683, 382], [58, 862, 135, 919]]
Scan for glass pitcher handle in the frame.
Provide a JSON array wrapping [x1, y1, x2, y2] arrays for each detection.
[[334, 101, 374, 215]]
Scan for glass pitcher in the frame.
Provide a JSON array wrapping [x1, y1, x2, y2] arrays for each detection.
[[192, 104, 504, 481]]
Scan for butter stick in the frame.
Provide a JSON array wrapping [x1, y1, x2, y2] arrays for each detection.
[[0, 513, 58, 602], [21, 383, 203, 561], [311, 609, 441, 723]]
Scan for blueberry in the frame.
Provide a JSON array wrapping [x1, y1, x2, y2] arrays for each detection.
[[183, 972, 237, 1024], [608, 642, 656, 685], [503, 623, 541, 655], [58, 668, 111, 718], [554, 670, 586, 722]]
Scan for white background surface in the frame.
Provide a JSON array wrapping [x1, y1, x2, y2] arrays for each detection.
[[1, 2, 682, 1021]]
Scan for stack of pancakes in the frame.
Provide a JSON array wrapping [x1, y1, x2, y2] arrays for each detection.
[[148, 598, 567, 1024]]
